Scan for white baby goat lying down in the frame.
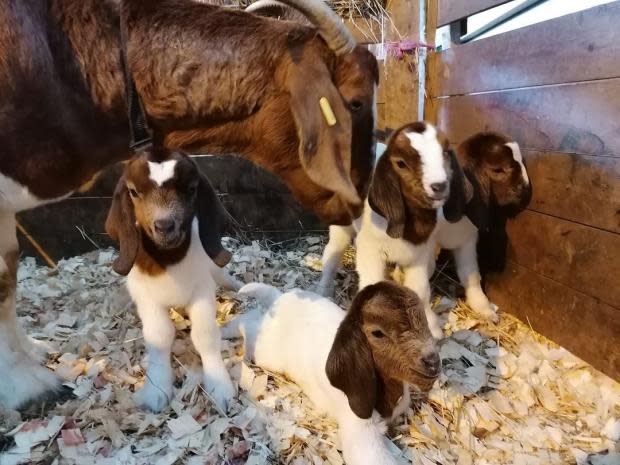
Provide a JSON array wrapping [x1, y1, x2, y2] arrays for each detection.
[[318, 122, 459, 338], [223, 281, 440, 465], [105, 147, 242, 412]]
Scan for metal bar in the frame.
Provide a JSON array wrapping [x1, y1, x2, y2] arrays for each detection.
[[458, 0, 547, 43]]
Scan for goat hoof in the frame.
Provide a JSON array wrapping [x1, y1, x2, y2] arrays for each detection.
[[22, 336, 56, 363], [204, 376, 236, 413], [135, 381, 172, 413], [314, 283, 334, 297], [474, 303, 499, 323], [20, 385, 75, 420], [0, 435, 16, 453], [0, 361, 64, 412]]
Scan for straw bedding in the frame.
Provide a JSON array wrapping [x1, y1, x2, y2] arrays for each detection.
[[0, 236, 618, 465]]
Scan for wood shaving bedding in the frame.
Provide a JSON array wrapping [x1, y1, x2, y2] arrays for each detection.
[[0, 236, 618, 465]]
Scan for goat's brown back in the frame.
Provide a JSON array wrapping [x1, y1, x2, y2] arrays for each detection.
[[1, 0, 378, 226]]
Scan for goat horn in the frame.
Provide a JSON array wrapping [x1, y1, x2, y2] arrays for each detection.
[[246, 0, 356, 56], [245, 0, 286, 13]]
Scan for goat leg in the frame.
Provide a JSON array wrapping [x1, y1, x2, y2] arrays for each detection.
[[0, 212, 65, 411], [316, 224, 354, 296]]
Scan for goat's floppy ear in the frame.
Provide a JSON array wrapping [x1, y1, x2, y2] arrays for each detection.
[[105, 177, 139, 276], [196, 172, 232, 268], [443, 149, 472, 223], [368, 156, 406, 238], [464, 172, 490, 232], [287, 59, 360, 207], [326, 291, 377, 419], [477, 204, 509, 274]]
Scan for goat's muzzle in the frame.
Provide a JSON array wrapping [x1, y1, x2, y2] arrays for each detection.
[[409, 348, 441, 393], [150, 217, 186, 250]]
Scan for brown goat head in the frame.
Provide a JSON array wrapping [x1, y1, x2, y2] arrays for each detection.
[[452, 132, 532, 230], [250, 1, 380, 221], [105, 148, 231, 275], [326, 281, 440, 419], [368, 122, 453, 239]]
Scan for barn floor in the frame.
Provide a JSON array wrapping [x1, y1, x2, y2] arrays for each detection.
[[0, 235, 618, 465]]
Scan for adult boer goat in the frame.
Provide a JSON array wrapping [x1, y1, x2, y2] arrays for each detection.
[[0, 0, 378, 410]]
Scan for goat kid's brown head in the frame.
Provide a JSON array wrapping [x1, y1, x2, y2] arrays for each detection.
[[451, 132, 532, 230], [105, 148, 231, 275], [326, 281, 440, 419], [368, 122, 454, 238]]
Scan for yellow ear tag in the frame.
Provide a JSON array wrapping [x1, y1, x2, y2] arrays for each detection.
[[319, 97, 337, 127]]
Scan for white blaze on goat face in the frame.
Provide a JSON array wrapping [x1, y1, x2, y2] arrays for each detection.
[[148, 160, 178, 187], [505, 142, 530, 185], [404, 125, 448, 203]]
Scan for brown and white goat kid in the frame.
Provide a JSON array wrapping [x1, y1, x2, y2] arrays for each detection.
[[433, 132, 532, 320], [318, 123, 459, 338], [223, 281, 440, 465], [105, 148, 242, 412], [0, 0, 377, 410]]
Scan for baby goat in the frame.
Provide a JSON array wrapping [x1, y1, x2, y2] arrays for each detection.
[[223, 281, 440, 465], [105, 148, 242, 412], [318, 123, 459, 338], [434, 132, 532, 320]]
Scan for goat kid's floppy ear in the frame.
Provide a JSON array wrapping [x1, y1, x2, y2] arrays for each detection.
[[443, 149, 472, 223], [477, 203, 509, 274], [287, 60, 360, 207], [367, 156, 406, 238], [105, 176, 139, 276], [196, 172, 233, 268], [464, 172, 490, 233], [326, 303, 377, 419]]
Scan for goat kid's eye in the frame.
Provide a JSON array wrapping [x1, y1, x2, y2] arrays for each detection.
[[371, 329, 386, 339], [188, 185, 198, 196], [492, 167, 506, 174], [128, 187, 139, 198], [396, 159, 407, 170]]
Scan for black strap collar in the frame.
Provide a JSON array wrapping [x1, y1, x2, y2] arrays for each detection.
[[119, 6, 153, 153]]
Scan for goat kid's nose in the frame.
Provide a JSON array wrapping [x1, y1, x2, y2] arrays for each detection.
[[431, 182, 448, 195], [154, 218, 175, 235], [422, 352, 441, 374]]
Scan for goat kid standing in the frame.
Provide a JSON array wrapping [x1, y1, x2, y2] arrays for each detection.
[[433, 132, 532, 320], [318, 123, 460, 338], [105, 148, 242, 412], [223, 281, 440, 465]]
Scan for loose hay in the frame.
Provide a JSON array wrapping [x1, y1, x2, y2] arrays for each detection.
[[1, 236, 618, 465]]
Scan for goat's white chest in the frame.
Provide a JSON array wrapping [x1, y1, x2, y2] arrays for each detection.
[[127, 223, 216, 308], [0, 173, 71, 212], [436, 211, 477, 250], [361, 202, 437, 266]]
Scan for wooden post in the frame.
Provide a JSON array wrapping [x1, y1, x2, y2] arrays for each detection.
[[377, 0, 421, 130], [424, 0, 439, 124]]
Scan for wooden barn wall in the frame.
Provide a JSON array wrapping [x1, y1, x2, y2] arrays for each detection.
[[426, 2, 620, 379]]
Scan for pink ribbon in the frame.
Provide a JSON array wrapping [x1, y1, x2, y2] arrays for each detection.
[[385, 40, 436, 59]]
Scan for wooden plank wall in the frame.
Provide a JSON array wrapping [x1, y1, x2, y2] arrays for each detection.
[[426, 2, 620, 379]]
